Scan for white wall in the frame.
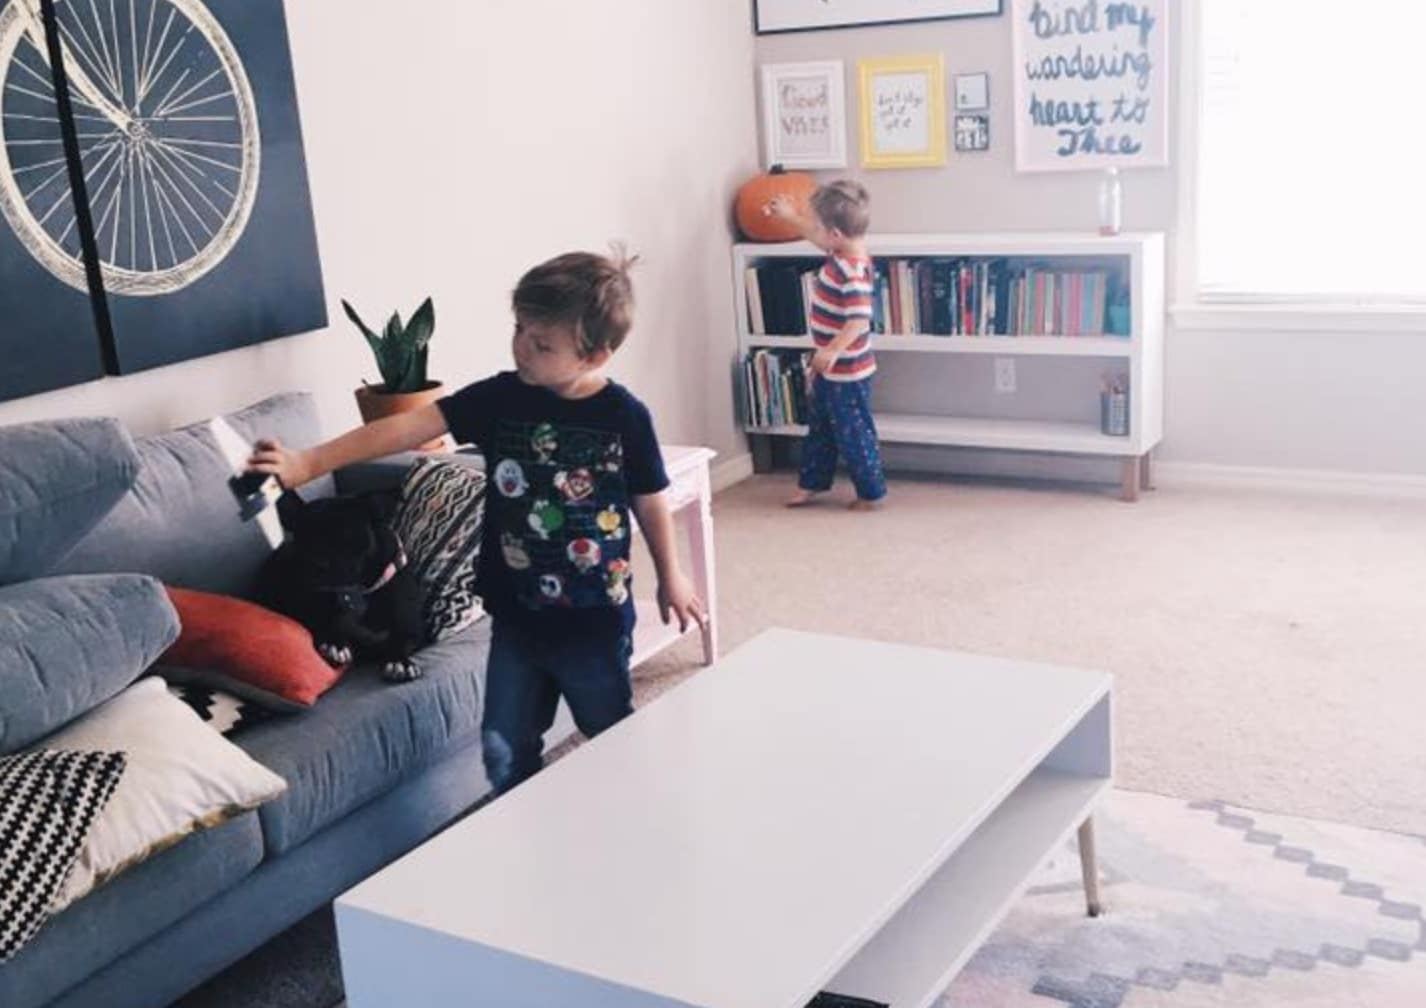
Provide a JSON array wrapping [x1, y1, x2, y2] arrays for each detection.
[[0, 0, 759, 465], [754, 2, 1426, 479]]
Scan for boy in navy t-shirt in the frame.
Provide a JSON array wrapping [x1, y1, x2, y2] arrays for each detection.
[[248, 250, 705, 793]]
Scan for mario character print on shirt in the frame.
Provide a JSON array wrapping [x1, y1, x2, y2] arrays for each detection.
[[490, 419, 635, 611]]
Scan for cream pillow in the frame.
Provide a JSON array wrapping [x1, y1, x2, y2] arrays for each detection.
[[34, 677, 286, 912]]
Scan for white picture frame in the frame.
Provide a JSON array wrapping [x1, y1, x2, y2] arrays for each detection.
[[954, 72, 990, 112], [755, 0, 1002, 34], [760, 61, 847, 170]]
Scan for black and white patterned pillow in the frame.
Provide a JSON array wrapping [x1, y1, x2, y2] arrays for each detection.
[[1, 749, 126, 962], [394, 457, 487, 642], [165, 682, 273, 736]]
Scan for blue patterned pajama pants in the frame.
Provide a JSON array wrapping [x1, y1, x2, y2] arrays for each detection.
[[798, 375, 887, 502]]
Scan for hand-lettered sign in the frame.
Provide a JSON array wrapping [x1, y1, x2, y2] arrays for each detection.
[[1012, 0, 1169, 171]]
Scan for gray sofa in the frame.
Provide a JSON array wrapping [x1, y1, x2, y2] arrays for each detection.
[[0, 392, 567, 1008]]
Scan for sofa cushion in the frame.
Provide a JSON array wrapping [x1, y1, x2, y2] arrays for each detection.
[[235, 620, 489, 856], [37, 679, 287, 913], [50, 393, 336, 598], [394, 456, 487, 642], [0, 575, 179, 754], [157, 587, 343, 710], [0, 417, 138, 586], [0, 811, 263, 1008], [0, 750, 127, 964]]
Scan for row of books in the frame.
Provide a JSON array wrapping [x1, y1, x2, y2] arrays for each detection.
[[743, 259, 1130, 338], [741, 349, 810, 428]]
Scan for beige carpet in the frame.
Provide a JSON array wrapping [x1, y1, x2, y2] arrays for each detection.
[[633, 472, 1426, 838]]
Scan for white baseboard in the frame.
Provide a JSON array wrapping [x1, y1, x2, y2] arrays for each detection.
[[711, 452, 754, 494], [1155, 461, 1426, 499]]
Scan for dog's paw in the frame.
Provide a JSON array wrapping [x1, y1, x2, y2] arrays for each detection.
[[381, 659, 422, 683], [317, 642, 353, 668]]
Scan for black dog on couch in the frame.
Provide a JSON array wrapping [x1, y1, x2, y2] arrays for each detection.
[[256, 489, 426, 682]]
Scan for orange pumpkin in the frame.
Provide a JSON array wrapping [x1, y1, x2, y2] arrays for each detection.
[[735, 165, 818, 242]]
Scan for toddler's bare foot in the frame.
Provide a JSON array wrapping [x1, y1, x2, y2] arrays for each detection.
[[785, 489, 822, 508], [848, 497, 884, 511]]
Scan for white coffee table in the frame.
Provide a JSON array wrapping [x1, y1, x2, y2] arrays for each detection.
[[336, 629, 1112, 1008]]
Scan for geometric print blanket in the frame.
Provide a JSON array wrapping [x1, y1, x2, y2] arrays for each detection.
[[0, 749, 126, 963]]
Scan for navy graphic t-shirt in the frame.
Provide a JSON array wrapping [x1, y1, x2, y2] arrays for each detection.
[[437, 372, 668, 633]]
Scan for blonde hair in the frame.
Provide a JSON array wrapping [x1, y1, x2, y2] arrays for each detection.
[[811, 179, 871, 238], [512, 245, 639, 355]]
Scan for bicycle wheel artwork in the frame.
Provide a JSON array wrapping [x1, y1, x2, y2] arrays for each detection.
[[0, 0, 324, 400]]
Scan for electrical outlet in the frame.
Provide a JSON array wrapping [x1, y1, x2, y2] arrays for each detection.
[[994, 357, 1017, 394]]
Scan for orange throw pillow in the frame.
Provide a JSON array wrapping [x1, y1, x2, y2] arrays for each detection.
[[158, 587, 341, 711]]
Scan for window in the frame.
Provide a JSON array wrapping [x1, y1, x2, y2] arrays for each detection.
[[1195, 2, 1426, 303]]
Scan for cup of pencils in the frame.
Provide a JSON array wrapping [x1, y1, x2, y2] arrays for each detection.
[[1100, 374, 1129, 436]]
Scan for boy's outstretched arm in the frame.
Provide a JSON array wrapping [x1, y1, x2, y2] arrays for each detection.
[[763, 195, 825, 248], [247, 402, 449, 488], [631, 491, 706, 633]]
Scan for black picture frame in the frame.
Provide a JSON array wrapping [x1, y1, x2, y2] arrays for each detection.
[[753, 0, 1002, 35]]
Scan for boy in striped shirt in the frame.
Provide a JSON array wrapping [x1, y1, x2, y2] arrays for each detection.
[[766, 180, 887, 509]]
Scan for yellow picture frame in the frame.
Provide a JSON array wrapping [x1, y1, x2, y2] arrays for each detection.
[[858, 54, 948, 169]]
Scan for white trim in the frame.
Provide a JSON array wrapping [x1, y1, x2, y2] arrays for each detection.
[[1171, 0, 1203, 307], [711, 452, 755, 493], [1155, 461, 1426, 500], [1172, 302, 1426, 334]]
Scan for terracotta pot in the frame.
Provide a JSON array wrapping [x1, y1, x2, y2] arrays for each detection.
[[734, 165, 818, 242], [354, 380, 449, 452]]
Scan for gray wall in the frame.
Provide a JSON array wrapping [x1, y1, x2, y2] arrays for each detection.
[[754, 2, 1426, 479]]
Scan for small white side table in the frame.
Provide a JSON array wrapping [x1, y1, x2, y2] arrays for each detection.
[[630, 444, 717, 669]]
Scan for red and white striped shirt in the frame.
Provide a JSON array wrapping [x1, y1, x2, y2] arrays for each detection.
[[809, 254, 876, 382]]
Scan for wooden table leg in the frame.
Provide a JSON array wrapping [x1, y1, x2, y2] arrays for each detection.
[[1119, 457, 1141, 502], [1139, 450, 1154, 491], [1078, 817, 1103, 917], [682, 474, 718, 666]]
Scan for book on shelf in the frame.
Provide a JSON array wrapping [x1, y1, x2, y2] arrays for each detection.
[[741, 348, 811, 428], [743, 257, 1130, 339]]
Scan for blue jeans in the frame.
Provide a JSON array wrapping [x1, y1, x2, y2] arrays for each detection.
[[799, 375, 887, 501], [481, 617, 633, 794]]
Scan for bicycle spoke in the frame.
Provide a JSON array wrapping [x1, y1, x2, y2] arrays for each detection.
[[137, 4, 175, 106], [127, 148, 138, 269], [146, 154, 200, 254], [137, 0, 157, 99], [155, 88, 231, 118], [10, 155, 69, 177], [144, 145, 213, 237], [22, 161, 69, 201], [137, 144, 157, 270], [142, 22, 193, 111], [87, 147, 124, 230], [149, 135, 239, 177], [68, 1, 123, 98], [148, 140, 224, 224], [144, 147, 180, 267], [150, 139, 236, 199], [105, 0, 125, 104], [128, 0, 140, 112], [149, 65, 189, 123], [154, 65, 221, 119], [160, 114, 235, 123]]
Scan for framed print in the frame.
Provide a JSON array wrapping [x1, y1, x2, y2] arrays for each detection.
[[954, 72, 990, 111], [0, 0, 325, 402], [760, 61, 847, 169], [755, 0, 1002, 34], [955, 114, 991, 152], [858, 54, 947, 170], [1011, 0, 1169, 171]]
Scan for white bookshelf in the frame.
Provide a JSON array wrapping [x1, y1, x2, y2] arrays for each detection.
[[733, 232, 1166, 500]]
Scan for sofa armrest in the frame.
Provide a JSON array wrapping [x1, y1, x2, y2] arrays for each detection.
[[333, 450, 484, 496]]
